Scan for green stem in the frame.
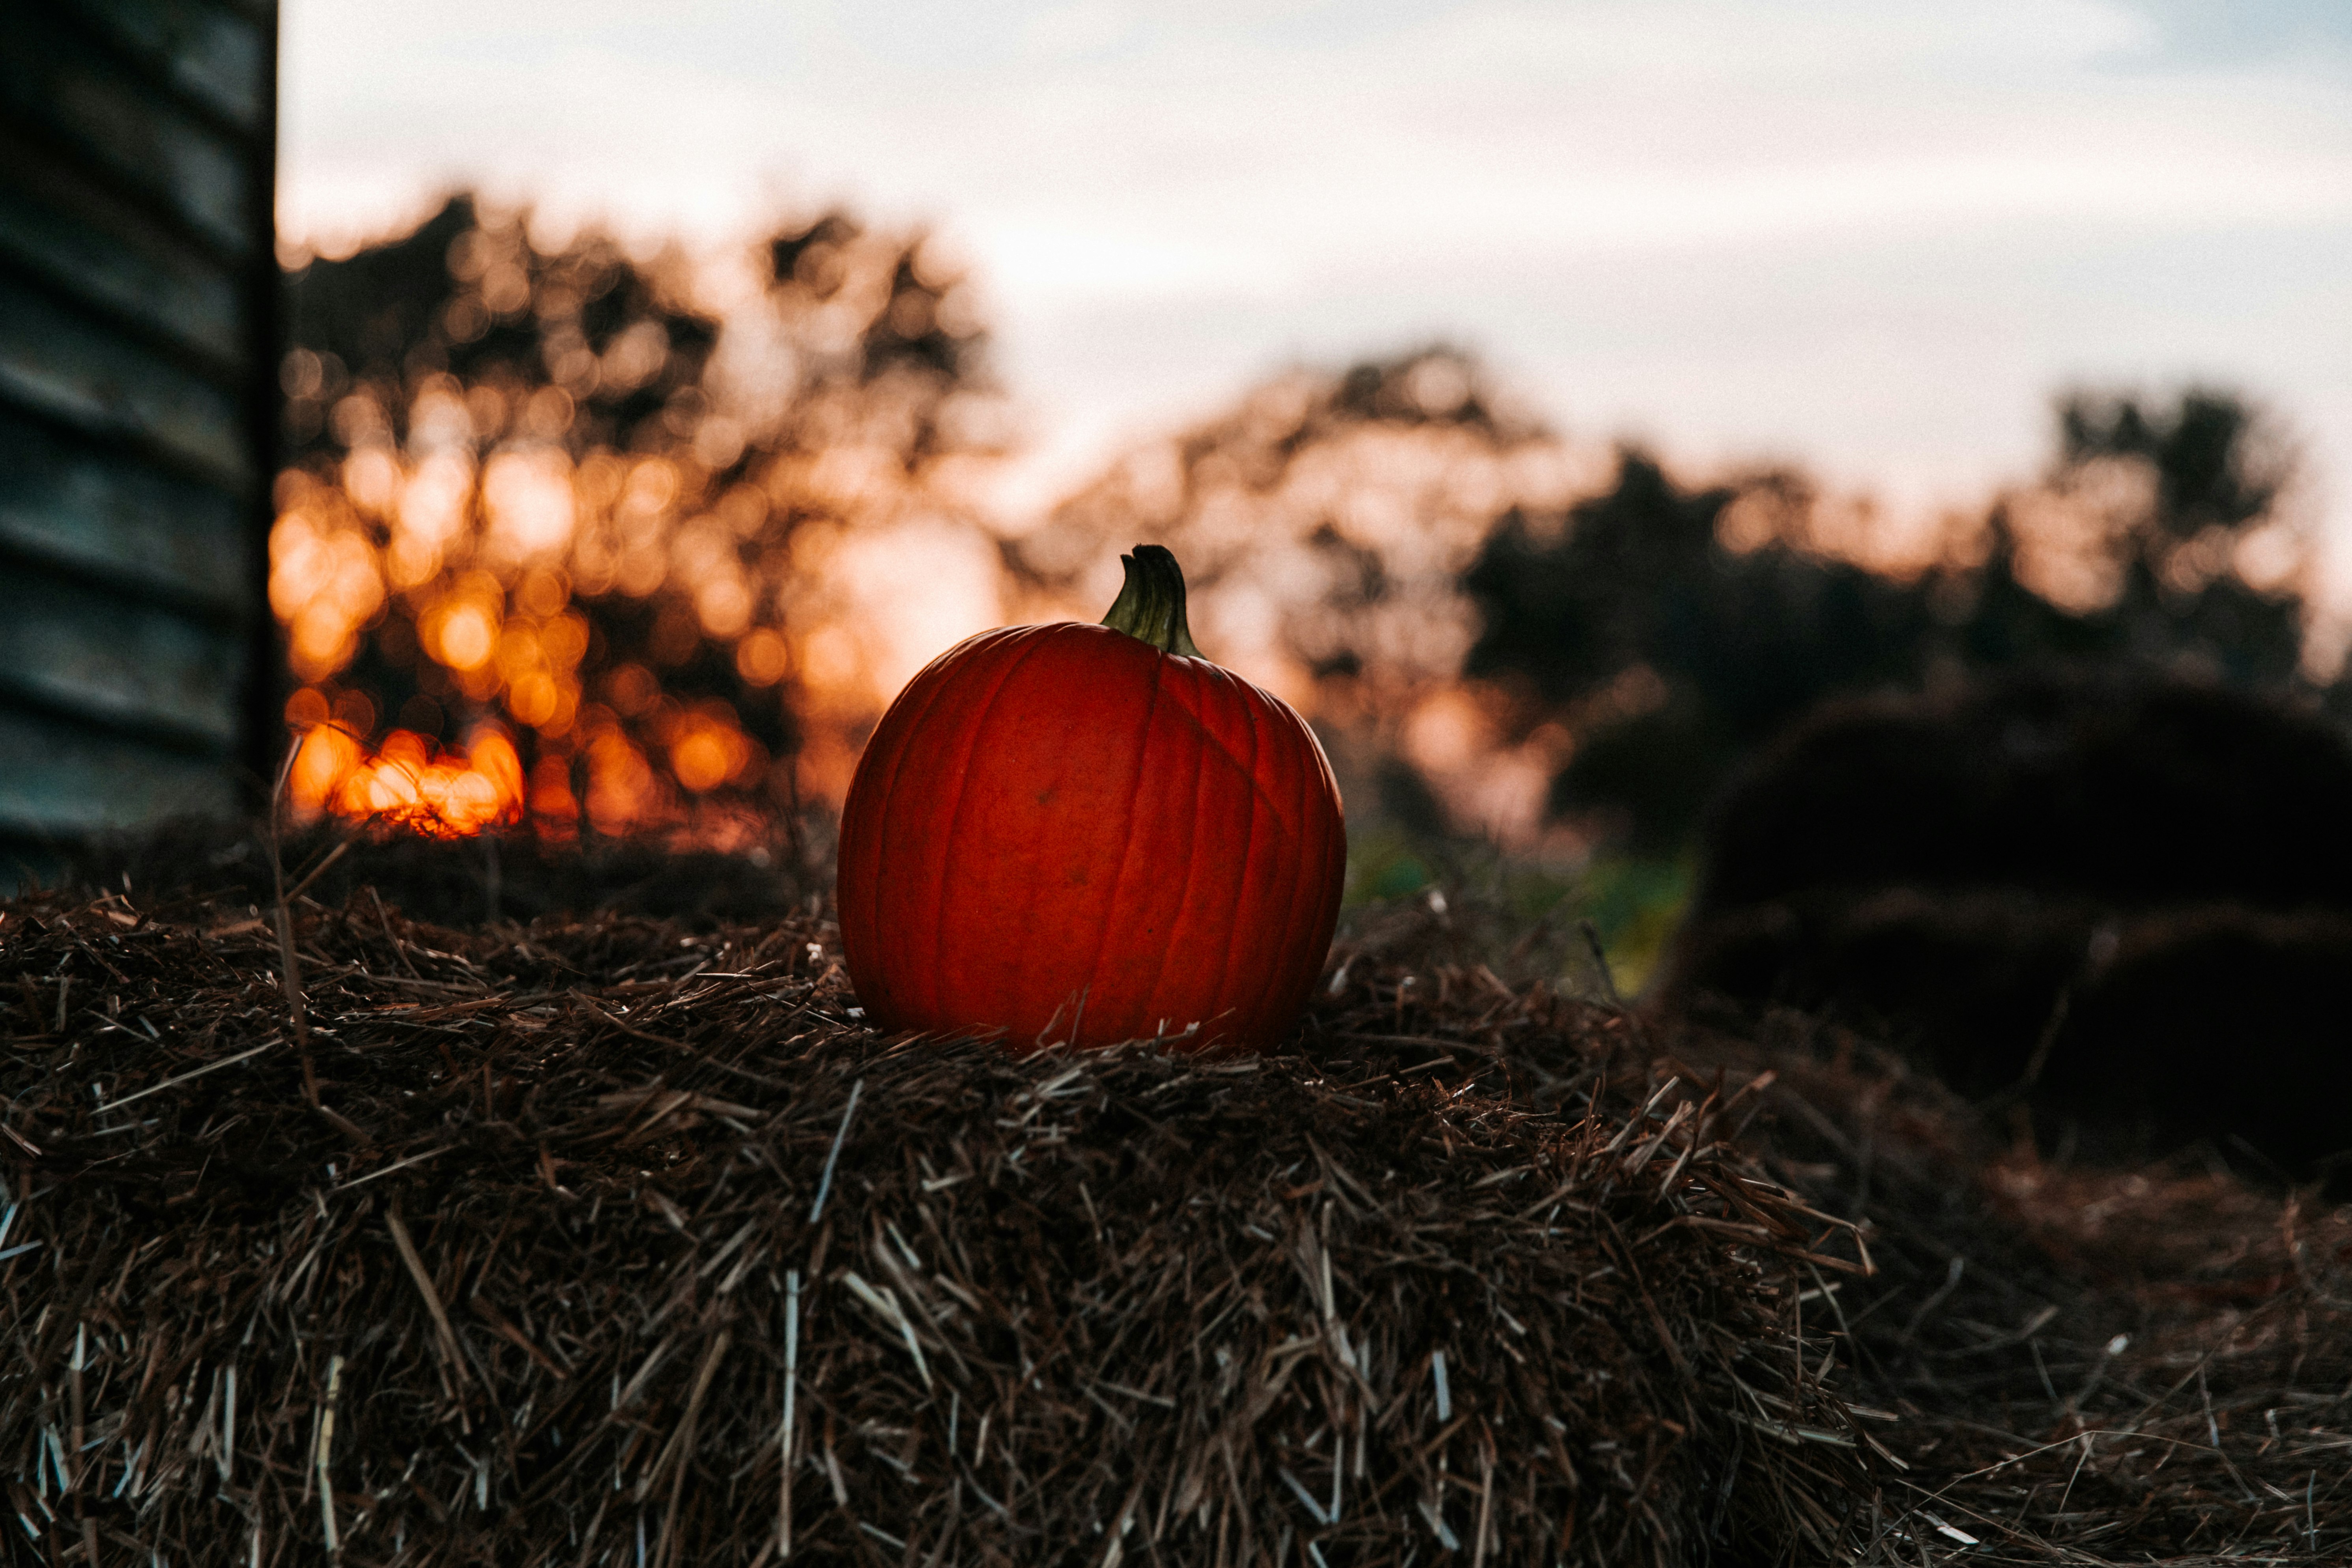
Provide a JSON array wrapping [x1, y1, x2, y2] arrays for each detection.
[[1099, 544, 1204, 658]]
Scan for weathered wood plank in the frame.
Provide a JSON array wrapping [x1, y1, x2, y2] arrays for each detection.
[[0, 0, 273, 852], [0, 561, 250, 750], [57, 0, 269, 134], [0, 7, 254, 258], [0, 709, 240, 840], [0, 271, 251, 486], [0, 411, 255, 619], [0, 143, 246, 373]]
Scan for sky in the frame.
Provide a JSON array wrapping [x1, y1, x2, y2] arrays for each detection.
[[280, 0, 2352, 600]]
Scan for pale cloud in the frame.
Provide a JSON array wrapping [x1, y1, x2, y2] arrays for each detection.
[[280, 0, 2352, 602], [282, 0, 2352, 262]]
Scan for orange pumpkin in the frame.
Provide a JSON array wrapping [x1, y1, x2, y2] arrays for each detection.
[[837, 546, 1346, 1050]]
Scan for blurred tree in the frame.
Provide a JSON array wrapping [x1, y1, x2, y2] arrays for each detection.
[[1462, 388, 2316, 852], [271, 194, 1002, 839], [1014, 347, 1596, 840], [281, 195, 721, 464], [1463, 461, 1941, 852], [1020, 348, 1547, 691], [1026, 350, 2318, 860]]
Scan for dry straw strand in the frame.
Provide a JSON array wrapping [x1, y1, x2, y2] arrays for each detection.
[[1, 883, 2343, 1565]]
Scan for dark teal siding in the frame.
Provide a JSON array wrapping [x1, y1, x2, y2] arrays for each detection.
[[0, 0, 277, 886]]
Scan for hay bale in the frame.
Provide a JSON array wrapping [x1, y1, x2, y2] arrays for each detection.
[[1690, 672, 2352, 916], [1, 890, 1870, 1567], [1674, 1015, 2352, 1563], [1670, 671, 2352, 1182]]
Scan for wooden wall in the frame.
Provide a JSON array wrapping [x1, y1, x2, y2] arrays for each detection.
[[0, 0, 279, 886]]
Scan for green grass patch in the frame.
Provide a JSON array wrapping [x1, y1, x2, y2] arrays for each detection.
[[1343, 830, 1693, 997]]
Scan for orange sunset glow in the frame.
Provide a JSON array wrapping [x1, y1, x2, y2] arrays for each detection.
[[270, 188, 2326, 871], [285, 706, 524, 838], [270, 196, 1008, 842]]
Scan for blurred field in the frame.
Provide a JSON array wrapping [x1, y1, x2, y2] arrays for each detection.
[[267, 196, 2340, 910]]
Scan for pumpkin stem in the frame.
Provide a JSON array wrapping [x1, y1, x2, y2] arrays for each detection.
[[1100, 544, 1204, 658]]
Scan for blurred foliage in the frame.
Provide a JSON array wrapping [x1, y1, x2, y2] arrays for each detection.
[[1017, 347, 1600, 842], [273, 193, 1002, 840], [1034, 349, 2326, 998], [1029, 348, 2320, 865], [1462, 389, 2315, 852], [1017, 345, 1555, 708], [268, 193, 2330, 930]]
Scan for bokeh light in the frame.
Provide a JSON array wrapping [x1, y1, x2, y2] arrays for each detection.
[[271, 195, 1006, 843], [284, 688, 525, 838], [271, 200, 2322, 876]]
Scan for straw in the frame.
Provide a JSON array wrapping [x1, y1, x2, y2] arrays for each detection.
[[4, 875, 2343, 1565]]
